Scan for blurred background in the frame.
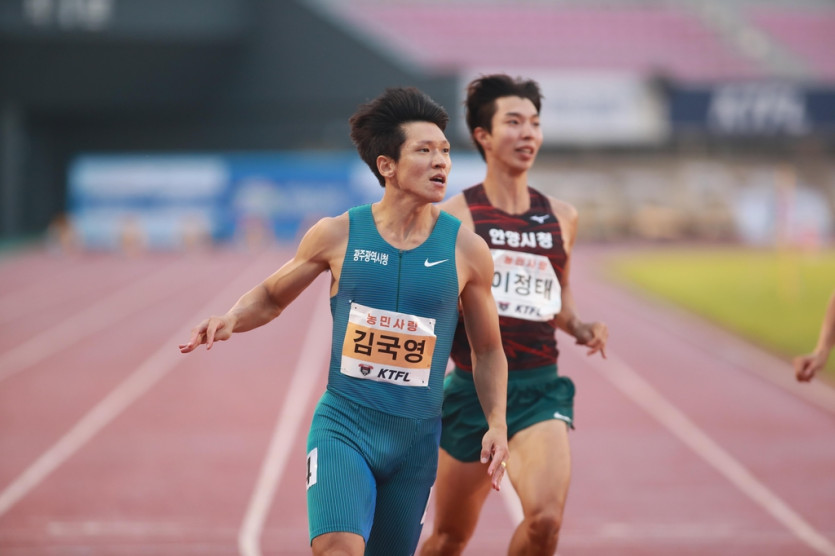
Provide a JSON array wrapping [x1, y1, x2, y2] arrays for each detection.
[[0, 0, 833, 367]]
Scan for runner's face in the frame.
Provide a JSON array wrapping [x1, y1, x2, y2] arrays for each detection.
[[391, 121, 451, 203], [484, 96, 542, 173]]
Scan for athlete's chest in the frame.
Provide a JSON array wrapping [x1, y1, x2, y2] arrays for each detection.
[[341, 225, 459, 316], [470, 205, 567, 321], [471, 208, 565, 260], [344, 245, 454, 283]]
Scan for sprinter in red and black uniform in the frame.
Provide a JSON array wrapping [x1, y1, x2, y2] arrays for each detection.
[[421, 75, 609, 556], [449, 184, 567, 372]]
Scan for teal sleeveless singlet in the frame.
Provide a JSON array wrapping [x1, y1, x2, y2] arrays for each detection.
[[327, 204, 460, 419]]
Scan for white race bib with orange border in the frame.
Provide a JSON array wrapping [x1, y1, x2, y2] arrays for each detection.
[[341, 303, 436, 387], [491, 249, 562, 321]]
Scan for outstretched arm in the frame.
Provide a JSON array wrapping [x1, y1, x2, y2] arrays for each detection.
[[179, 216, 345, 353], [794, 290, 835, 382], [458, 229, 509, 491]]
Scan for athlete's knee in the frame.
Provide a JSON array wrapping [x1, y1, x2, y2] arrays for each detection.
[[420, 531, 469, 556], [524, 509, 562, 547], [312, 549, 356, 556], [312, 543, 361, 556], [311, 532, 364, 556]]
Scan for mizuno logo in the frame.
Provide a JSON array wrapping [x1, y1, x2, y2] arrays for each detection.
[[531, 214, 551, 224], [424, 258, 449, 267]]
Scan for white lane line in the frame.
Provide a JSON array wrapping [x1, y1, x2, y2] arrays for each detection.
[[238, 278, 331, 556], [591, 282, 835, 415], [0, 250, 276, 518], [0, 259, 189, 384], [586, 352, 835, 556]]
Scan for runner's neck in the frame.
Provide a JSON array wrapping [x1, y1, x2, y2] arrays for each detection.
[[482, 171, 530, 215]]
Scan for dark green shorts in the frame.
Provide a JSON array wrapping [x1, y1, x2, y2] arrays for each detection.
[[440, 365, 575, 463]]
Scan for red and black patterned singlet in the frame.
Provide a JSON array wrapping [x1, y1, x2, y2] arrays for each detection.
[[450, 183, 567, 372]]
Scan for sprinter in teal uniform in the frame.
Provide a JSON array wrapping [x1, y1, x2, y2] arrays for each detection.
[[180, 87, 509, 556]]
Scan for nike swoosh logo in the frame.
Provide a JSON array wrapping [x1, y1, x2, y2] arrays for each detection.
[[531, 214, 551, 223], [424, 258, 449, 267]]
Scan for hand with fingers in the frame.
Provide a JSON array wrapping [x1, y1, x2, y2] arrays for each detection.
[[480, 426, 509, 491], [574, 321, 608, 358], [794, 351, 828, 382], [179, 315, 235, 353], [793, 290, 834, 383]]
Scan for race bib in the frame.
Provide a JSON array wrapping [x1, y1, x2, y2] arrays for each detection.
[[340, 303, 436, 387], [491, 249, 562, 321]]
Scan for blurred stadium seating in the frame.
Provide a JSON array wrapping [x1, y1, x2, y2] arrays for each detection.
[[320, 1, 762, 80], [749, 5, 835, 82], [314, 0, 835, 82]]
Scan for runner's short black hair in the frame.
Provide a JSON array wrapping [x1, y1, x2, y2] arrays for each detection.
[[465, 74, 542, 160], [350, 87, 449, 187]]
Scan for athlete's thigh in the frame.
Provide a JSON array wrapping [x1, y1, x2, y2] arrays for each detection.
[[307, 435, 376, 542], [507, 419, 571, 516], [365, 426, 439, 556], [430, 448, 493, 540]]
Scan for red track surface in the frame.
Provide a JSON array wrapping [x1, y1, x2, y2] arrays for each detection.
[[0, 245, 833, 555]]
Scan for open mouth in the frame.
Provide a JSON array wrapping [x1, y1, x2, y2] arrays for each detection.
[[430, 174, 446, 185]]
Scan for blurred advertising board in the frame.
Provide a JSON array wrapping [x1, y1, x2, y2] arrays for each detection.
[[67, 151, 486, 250], [669, 82, 835, 136], [67, 152, 378, 249]]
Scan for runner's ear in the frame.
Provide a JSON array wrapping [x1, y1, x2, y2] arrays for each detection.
[[377, 155, 396, 180], [473, 127, 491, 152]]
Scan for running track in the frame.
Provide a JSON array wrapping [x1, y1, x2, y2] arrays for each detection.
[[0, 244, 833, 555]]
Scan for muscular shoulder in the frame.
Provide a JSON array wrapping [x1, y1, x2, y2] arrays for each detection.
[[546, 195, 578, 226], [438, 193, 474, 230], [545, 194, 578, 250], [454, 224, 492, 289], [297, 212, 349, 266]]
